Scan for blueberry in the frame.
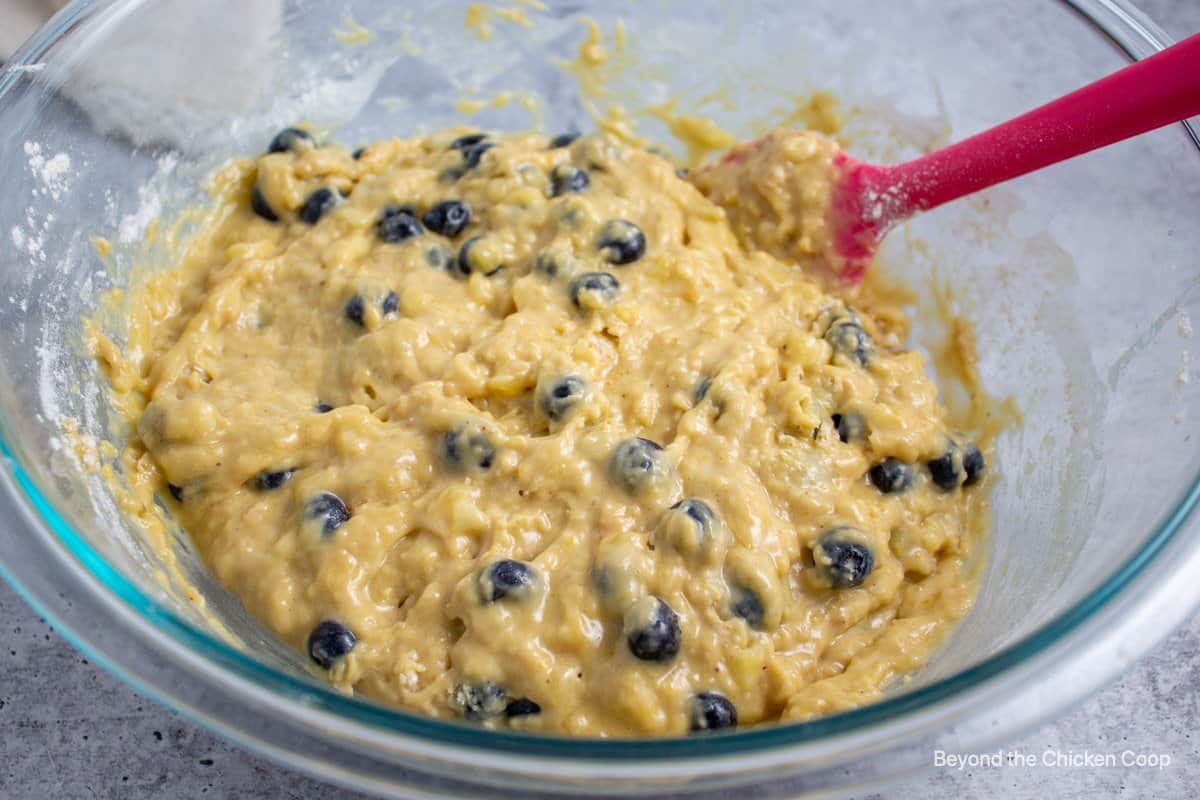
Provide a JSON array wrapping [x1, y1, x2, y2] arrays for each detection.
[[505, 698, 542, 717], [624, 596, 681, 662], [344, 294, 366, 326], [693, 376, 713, 404], [478, 559, 538, 603], [441, 422, 496, 472], [597, 219, 646, 265], [255, 468, 294, 491], [167, 483, 184, 502], [548, 131, 581, 149], [825, 317, 874, 366], [729, 585, 764, 630], [448, 240, 472, 278], [537, 374, 588, 422], [689, 691, 737, 732], [549, 164, 590, 196], [568, 271, 620, 308], [657, 498, 719, 559], [590, 545, 649, 613], [831, 412, 867, 443], [267, 127, 314, 154], [450, 681, 508, 720], [345, 291, 398, 326], [533, 251, 568, 279], [299, 187, 338, 225], [927, 440, 962, 490], [250, 185, 279, 222], [814, 527, 875, 588], [963, 443, 985, 486], [674, 498, 715, 529], [608, 437, 668, 494], [555, 202, 585, 229], [442, 137, 496, 179], [455, 236, 504, 278], [590, 563, 617, 598], [314, 402, 335, 413], [306, 620, 356, 669], [306, 491, 351, 536], [351, 146, 366, 159], [868, 458, 913, 494], [422, 200, 472, 237], [450, 132, 489, 150], [462, 141, 495, 171], [377, 205, 424, 243], [426, 244, 454, 271], [928, 438, 985, 490], [381, 290, 400, 317]]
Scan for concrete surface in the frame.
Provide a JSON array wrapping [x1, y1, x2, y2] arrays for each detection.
[[2, 0, 1199, 797]]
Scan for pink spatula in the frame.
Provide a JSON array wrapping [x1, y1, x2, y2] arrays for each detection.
[[724, 32, 1200, 286]]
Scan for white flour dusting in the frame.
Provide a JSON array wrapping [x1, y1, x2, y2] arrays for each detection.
[[116, 153, 177, 243], [23, 141, 72, 201], [16, 142, 70, 281]]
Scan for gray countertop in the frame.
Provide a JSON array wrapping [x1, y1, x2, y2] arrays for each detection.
[[3, 1, 1200, 797]]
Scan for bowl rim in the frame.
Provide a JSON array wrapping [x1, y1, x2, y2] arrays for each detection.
[[1, 0, 1199, 772]]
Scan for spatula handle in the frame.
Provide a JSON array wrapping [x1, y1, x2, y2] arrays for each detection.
[[882, 32, 1200, 217]]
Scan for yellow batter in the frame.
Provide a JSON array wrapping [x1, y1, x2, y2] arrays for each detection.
[[95, 125, 989, 736]]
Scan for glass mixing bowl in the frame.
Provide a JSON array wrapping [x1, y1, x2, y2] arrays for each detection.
[[2, 0, 1199, 797]]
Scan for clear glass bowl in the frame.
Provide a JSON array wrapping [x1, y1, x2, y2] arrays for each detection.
[[2, 1, 1200, 796]]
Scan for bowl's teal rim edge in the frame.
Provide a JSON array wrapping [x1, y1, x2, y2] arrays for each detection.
[[1, 0, 1198, 763]]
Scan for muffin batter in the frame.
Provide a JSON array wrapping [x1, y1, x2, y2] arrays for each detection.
[[97, 126, 989, 736]]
